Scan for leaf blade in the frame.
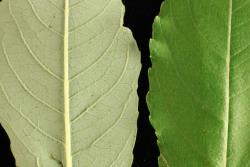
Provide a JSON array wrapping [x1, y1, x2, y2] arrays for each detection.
[[147, 0, 250, 166], [0, 0, 141, 166]]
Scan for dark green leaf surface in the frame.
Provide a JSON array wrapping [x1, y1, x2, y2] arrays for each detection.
[[148, 0, 250, 166]]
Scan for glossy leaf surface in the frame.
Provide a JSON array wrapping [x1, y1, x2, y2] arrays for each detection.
[[148, 0, 250, 166]]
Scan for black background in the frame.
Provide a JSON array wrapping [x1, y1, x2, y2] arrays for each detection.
[[0, 0, 163, 166], [122, 0, 163, 166]]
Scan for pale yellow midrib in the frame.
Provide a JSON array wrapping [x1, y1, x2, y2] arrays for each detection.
[[64, 0, 72, 167]]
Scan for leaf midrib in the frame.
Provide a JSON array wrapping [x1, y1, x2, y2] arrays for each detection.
[[64, 0, 72, 167], [225, 0, 232, 166]]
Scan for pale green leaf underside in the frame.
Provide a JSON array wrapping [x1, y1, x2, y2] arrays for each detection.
[[0, 0, 141, 166], [148, 0, 250, 166]]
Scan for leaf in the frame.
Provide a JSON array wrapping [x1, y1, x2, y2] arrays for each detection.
[[0, 0, 141, 166], [148, 0, 250, 166]]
